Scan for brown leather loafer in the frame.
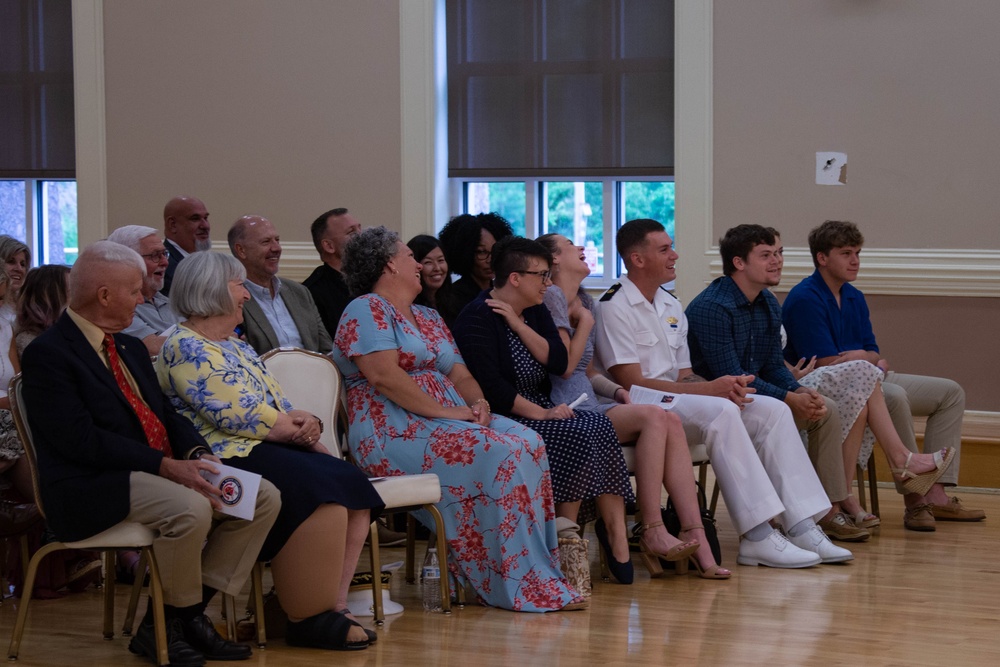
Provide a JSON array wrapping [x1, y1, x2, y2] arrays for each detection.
[[903, 503, 936, 532], [930, 496, 986, 522], [818, 512, 870, 542]]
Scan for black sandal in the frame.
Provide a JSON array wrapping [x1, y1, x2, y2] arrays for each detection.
[[340, 608, 377, 644], [285, 610, 370, 651]]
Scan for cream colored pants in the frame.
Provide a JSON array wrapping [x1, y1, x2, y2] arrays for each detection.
[[125, 471, 281, 607]]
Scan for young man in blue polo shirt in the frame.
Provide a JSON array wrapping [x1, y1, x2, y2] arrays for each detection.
[[782, 220, 984, 531]]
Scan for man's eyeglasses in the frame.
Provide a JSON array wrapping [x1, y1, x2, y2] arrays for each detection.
[[518, 269, 552, 282], [140, 250, 170, 261]]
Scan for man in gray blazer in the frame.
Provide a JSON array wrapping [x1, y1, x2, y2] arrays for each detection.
[[228, 215, 333, 356]]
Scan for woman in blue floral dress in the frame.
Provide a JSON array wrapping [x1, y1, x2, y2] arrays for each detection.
[[333, 227, 583, 613]]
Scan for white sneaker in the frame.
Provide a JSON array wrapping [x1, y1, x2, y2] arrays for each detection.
[[788, 525, 854, 564], [737, 529, 822, 568]]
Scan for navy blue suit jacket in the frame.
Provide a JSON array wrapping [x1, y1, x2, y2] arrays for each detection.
[[20, 312, 208, 541], [161, 239, 184, 297]]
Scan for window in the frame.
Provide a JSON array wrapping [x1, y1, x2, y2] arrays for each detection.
[[462, 178, 674, 285], [0, 179, 78, 264], [447, 1, 675, 285], [1, 0, 77, 265], [447, 0, 674, 177]]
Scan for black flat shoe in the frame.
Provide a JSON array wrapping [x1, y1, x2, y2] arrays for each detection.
[[286, 610, 370, 651], [183, 613, 252, 660], [595, 518, 634, 584], [128, 618, 205, 667]]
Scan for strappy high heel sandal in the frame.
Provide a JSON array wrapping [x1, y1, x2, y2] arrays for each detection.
[[638, 520, 699, 578], [678, 525, 731, 580], [891, 447, 956, 497]]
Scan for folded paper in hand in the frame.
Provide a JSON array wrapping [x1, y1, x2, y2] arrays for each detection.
[[201, 462, 262, 520], [628, 385, 681, 410]]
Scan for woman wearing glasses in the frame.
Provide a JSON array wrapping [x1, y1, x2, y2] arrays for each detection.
[[451, 237, 677, 585], [436, 212, 513, 326], [333, 227, 585, 612]]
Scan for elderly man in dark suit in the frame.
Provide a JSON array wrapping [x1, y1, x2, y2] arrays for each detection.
[[161, 196, 211, 296], [20, 241, 280, 667], [227, 215, 333, 356]]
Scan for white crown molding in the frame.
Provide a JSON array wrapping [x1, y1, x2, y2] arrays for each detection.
[[706, 247, 1000, 297]]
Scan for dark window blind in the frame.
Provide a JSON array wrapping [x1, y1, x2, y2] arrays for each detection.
[[447, 0, 674, 178], [0, 0, 75, 178]]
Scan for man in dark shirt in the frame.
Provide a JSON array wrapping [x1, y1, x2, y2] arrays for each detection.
[[303, 208, 361, 337], [687, 224, 865, 542]]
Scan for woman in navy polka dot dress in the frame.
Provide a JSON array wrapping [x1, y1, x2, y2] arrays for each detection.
[[453, 237, 669, 585]]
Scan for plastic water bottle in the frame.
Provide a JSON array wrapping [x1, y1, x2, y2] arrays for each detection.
[[421, 547, 442, 612]]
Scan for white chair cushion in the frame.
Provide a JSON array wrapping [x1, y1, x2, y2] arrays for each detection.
[[64, 521, 157, 550], [371, 474, 442, 509]]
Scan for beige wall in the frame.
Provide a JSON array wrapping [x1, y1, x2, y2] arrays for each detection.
[[100, 0, 402, 263], [713, 0, 999, 411], [713, 0, 1000, 249], [81, 0, 998, 411]]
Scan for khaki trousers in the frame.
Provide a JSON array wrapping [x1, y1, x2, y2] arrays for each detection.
[[125, 472, 281, 607], [883, 372, 965, 488], [797, 395, 849, 503]]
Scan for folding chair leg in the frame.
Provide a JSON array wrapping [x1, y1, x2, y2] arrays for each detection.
[[368, 521, 385, 624], [123, 550, 149, 636], [222, 594, 238, 643], [102, 550, 117, 639], [856, 464, 868, 511], [8, 542, 63, 660], [405, 514, 417, 584], [250, 563, 266, 648], [867, 454, 880, 517], [424, 504, 452, 614], [144, 548, 170, 667]]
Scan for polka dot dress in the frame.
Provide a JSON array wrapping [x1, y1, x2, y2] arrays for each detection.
[[798, 359, 883, 466], [506, 328, 633, 507]]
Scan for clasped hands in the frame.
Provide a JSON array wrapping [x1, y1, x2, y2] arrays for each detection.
[[288, 409, 326, 453], [786, 386, 828, 421], [709, 374, 756, 408]]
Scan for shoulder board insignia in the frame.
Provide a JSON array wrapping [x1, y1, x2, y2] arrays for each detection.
[[600, 283, 622, 302]]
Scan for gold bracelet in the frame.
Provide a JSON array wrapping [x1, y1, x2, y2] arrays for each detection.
[[472, 398, 491, 412]]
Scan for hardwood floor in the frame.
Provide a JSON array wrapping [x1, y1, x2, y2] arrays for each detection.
[[2, 487, 998, 666]]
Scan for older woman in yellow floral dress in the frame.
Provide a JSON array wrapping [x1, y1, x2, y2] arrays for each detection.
[[156, 251, 383, 652]]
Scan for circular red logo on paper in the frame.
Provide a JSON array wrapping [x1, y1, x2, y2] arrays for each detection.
[[220, 477, 243, 506]]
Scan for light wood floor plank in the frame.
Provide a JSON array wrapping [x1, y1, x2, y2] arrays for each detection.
[[2, 488, 997, 666]]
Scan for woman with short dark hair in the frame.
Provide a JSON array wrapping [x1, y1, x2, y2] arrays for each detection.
[[334, 226, 584, 612], [451, 236, 700, 584]]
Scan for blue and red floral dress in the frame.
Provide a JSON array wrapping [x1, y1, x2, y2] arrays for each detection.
[[333, 294, 580, 611]]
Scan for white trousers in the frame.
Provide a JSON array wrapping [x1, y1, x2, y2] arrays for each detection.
[[672, 394, 831, 535]]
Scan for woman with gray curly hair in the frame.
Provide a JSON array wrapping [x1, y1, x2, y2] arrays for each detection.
[[333, 227, 585, 612]]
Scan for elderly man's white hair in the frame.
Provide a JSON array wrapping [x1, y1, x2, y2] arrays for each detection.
[[107, 225, 160, 252], [68, 240, 146, 306]]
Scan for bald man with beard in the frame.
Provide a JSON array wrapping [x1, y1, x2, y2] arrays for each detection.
[[162, 196, 211, 296]]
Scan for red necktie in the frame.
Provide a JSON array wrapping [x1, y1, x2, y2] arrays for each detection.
[[103, 334, 173, 457]]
